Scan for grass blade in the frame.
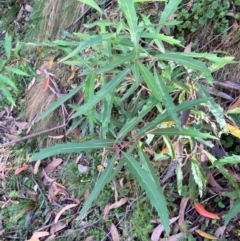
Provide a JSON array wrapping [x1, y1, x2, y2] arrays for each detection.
[[224, 199, 240, 225], [123, 152, 170, 235], [4, 32, 12, 60]]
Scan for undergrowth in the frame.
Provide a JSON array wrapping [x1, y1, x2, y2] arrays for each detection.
[[2, 0, 240, 240]]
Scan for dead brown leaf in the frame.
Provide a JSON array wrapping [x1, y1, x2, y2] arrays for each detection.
[[186, 0, 194, 11], [33, 160, 41, 175], [178, 197, 190, 227], [110, 223, 120, 241], [42, 168, 55, 183], [227, 96, 240, 113], [112, 179, 118, 202], [54, 204, 78, 224], [84, 189, 90, 201], [151, 216, 179, 241], [214, 226, 226, 239], [109, 197, 128, 210], [184, 42, 192, 53], [50, 221, 66, 236], [103, 204, 111, 220], [85, 236, 95, 241], [44, 157, 63, 175], [25, 4, 33, 12]]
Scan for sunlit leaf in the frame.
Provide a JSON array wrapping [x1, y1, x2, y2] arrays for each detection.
[[227, 123, 240, 138], [195, 229, 218, 240]]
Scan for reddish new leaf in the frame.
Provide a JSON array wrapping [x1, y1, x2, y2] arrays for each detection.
[[194, 203, 220, 220], [15, 163, 29, 175]]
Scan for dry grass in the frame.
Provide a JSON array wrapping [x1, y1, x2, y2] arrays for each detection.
[[38, 0, 82, 40]]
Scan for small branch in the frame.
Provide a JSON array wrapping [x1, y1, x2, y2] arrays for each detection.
[[0, 123, 67, 148]]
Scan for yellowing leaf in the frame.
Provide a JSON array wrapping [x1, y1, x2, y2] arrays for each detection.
[[67, 66, 77, 82], [48, 58, 54, 70], [195, 229, 218, 240], [227, 123, 240, 138], [161, 139, 189, 154]]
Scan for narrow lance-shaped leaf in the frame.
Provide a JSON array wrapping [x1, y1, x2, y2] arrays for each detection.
[[4, 32, 12, 60], [151, 127, 218, 139], [71, 69, 130, 118], [155, 53, 213, 84], [123, 152, 170, 235], [137, 62, 162, 101], [79, 155, 124, 218], [118, 0, 139, 49], [38, 82, 84, 121], [137, 98, 208, 137], [155, 69, 181, 128], [76, 0, 103, 14], [30, 139, 115, 161], [5, 66, 29, 76], [224, 199, 240, 225], [196, 83, 226, 130]]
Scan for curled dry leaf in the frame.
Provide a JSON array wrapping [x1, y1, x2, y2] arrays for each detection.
[[109, 197, 128, 210], [33, 160, 41, 175], [195, 229, 218, 240], [15, 163, 29, 175], [178, 197, 190, 227], [151, 216, 179, 241], [30, 231, 50, 238], [103, 203, 111, 220], [54, 204, 78, 224], [214, 226, 226, 239], [110, 223, 120, 241], [194, 203, 220, 220], [227, 96, 240, 113], [42, 168, 55, 183]]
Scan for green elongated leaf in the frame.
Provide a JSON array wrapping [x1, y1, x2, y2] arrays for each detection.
[[38, 82, 84, 121], [191, 159, 206, 197], [118, 97, 158, 138], [60, 34, 114, 62], [141, 32, 182, 46], [176, 166, 183, 195], [151, 127, 218, 139], [4, 32, 12, 60], [5, 66, 29, 76], [118, 0, 139, 49], [30, 139, 115, 161], [196, 83, 226, 130], [71, 69, 130, 118], [101, 92, 114, 138], [79, 155, 123, 218], [76, 0, 103, 14], [84, 20, 115, 29], [181, 52, 236, 64], [137, 98, 208, 137], [155, 53, 213, 84], [155, 69, 181, 128], [0, 74, 17, 90], [216, 155, 240, 165], [224, 199, 240, 225], [159, 0, 182, 24], [204, 150, 240, 192], [95, 53, 133, 74], [139, 148, 160, 184], [135, 0, 166, 2], [123, 152, 170, 235], [137, 63, 162, 101], [0, 82, 15, 105]]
